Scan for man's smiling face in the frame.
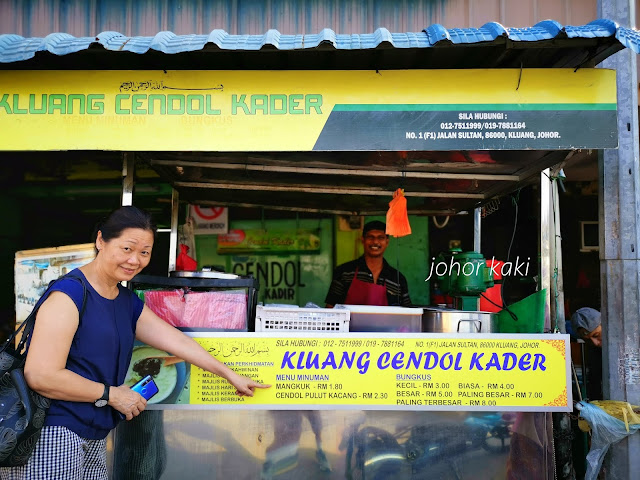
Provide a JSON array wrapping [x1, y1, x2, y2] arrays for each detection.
[[362, 230, 389, 258]]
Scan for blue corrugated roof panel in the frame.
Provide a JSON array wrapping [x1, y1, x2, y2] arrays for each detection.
[[505, 21, 560, 42], [0, 19, 638, 63], [446, 23, 506, 44], [616, 26, 640, 54], [564, 19, 617, 39]]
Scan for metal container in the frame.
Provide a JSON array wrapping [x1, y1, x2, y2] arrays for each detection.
[[422, 307, 497, 333], [169, 270, 239, 279]]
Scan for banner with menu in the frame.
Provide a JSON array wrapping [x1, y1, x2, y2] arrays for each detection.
[[132, 332, 571, 412]]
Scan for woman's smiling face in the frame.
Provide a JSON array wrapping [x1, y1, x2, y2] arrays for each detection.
[[97, 228, 154, 282]]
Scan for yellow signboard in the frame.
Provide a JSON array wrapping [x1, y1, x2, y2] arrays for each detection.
[[0, 69, 616, 151], [143, 333, 571, 412]]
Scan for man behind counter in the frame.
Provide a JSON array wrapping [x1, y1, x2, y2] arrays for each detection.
[[325, 220, 412, 307]]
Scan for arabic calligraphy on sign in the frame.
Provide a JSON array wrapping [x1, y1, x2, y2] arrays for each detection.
[[205, 340, 271, 358], [118, 80, 224, 92]]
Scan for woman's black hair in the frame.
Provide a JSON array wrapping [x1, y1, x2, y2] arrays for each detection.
[[94, 206, 157, 245]]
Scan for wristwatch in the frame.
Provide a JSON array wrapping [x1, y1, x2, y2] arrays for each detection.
[[94, 383, 110, 407]]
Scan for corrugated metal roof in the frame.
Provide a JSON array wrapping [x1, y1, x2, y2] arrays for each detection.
[[0, 19, 637, 64]]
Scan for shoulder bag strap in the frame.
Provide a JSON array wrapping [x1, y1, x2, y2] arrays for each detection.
[[62, 272, 89, 319]]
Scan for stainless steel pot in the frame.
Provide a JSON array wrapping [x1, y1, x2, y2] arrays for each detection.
[[422, 307, 497, 333]]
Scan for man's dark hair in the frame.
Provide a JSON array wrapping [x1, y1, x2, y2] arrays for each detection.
[[362, 220, 387, 237]]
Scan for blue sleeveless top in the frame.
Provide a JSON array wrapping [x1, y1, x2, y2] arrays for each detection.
[[41, 269, 144, 440]]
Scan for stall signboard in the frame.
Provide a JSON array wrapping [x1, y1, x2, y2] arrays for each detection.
[[0, 69, 617, 151], [217, 228, 321, 254], [135, 332, 572, 412], [230, 256, 309, 302], [196, 218, 332, 306]]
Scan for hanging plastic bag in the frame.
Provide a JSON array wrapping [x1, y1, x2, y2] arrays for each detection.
[[386, 188, 411, 237], [176, 244, 197, 271], [576, 401, 640, 480], [144, 289, 185, 326], [179, 216, 197, 261]]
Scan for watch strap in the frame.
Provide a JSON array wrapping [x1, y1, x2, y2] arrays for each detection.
[[101, 383, 110, 401], [96, 383, 109, 403]]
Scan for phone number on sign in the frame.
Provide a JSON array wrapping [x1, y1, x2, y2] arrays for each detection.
[[439, 122, 527, 130]]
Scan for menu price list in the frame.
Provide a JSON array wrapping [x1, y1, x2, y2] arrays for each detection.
[[274, 379, 361, 401], [392, 380, 544, 406], [269, 378, 547, 407], [191, 374, 549, 407]]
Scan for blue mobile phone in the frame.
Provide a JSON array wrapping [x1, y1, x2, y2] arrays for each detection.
[[131, 375, 159, 401]]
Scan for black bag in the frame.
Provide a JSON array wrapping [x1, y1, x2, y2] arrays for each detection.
[[0, 273, 87, 467]]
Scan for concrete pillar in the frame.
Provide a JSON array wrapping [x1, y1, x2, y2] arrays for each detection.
[[598, 1, 640, 478]]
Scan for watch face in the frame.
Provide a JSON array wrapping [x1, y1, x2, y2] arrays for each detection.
[[95, 399, 108, 407]]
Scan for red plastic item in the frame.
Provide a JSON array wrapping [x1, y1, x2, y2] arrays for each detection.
[[144, 290, 247, 329], [176, 244, 197, 271], [144, 290, 184, 327], [480, 259, 504, 312], [432, 293, 454, 308], [183, 291, 247, 329]]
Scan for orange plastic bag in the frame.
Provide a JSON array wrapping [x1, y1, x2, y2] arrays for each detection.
[[176, 244, 197, 271], [386, 188, 412, 237]]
